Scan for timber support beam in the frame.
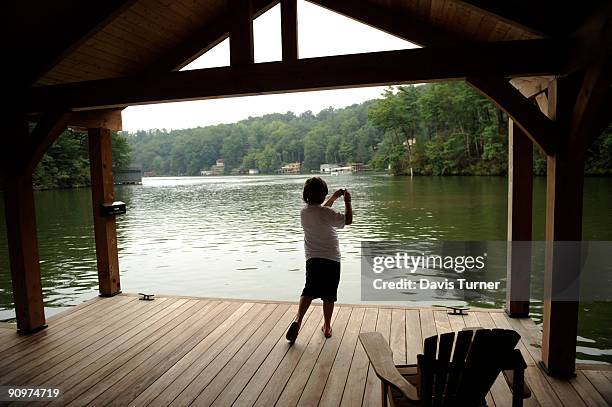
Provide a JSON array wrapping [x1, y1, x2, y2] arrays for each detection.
[[88, 128, 122, 297], [505, 119, 533, 318], [541, 77, 584, 378], [145, 0, 277, 73], [27, 39, 571, 113], [3, 172, 47, 333], [281, 0, 298, 61], [18, 109, 122, 174], [467, 77, 557, 155], [229, 0, 254, 66], [2, 114, 46, 333], [69, 109, 123, 132], [541, 35, 611, 374], [22, 112, 71, 173]]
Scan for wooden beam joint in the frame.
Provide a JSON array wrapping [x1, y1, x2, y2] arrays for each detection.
[[467, 77, 557, 156], [281, 0, 298, 61], [229, 0, 254, 66], [69, 109, 123, 132], [27, 39, 570, 113]]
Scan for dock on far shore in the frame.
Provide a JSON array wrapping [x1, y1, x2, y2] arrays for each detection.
[[114, 166, 143, 185]]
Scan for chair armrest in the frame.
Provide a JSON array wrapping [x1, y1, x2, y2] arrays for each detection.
[[502, 349, 531, 400], [395, 364, 418, 376], [359, 332, 420, 401], [502, 369, 532, 398]]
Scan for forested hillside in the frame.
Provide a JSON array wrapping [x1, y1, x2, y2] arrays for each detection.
[[127, 82, 612, 177], [32, 130, 131, 189], [127, 100, 380, 176]]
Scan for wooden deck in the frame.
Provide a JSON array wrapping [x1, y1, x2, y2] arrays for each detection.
[[0, 294, 610, 407]]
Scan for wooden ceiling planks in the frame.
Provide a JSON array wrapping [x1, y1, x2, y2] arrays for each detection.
[[129, 1, 199, 41], [29, 0, 598, 88], [429, 0, 446, 27], [153, 0, 211, 28], [464, 7, 486, 39], [369, 0, 536, 43], [85, 35, 151, 66], [415, 0, 433, 21], [35, 0, 220, 86]]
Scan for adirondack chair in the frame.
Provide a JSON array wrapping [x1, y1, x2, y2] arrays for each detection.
[[359, 328, 531, 407]]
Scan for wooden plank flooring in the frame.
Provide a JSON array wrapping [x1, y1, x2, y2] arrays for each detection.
[[0, 294, 610, 407]]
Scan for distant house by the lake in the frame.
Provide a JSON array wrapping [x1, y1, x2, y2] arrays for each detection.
[[280, 162, 301, 174], [200, 158, 226, 176], [350, 162, 368, 172], [320, 163, 340, 173], [212, 159, 225, 175], [322, 162, 370, 175]]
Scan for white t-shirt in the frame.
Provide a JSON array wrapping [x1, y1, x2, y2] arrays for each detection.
[[301, 204, 345, 263]]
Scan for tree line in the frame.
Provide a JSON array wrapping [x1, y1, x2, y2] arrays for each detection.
[[127, 82, 611, 177], [31, 130, 131, 189], [27, 82, 612, 189]]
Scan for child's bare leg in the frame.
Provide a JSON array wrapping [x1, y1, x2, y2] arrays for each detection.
[[322, 301, 334, 334], [296, 296, 313, 327]]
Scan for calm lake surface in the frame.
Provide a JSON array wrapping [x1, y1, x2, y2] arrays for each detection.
[[0, 175, 611, 363]]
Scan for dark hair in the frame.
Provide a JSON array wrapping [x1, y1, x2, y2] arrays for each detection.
[[303, 177, 328, 205]]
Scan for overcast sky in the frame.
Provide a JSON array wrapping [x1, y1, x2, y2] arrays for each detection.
[[122, 1, 416, 132]]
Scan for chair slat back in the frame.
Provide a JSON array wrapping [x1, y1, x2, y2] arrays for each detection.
[[432, 332, 454, 407], [442, 329, 473, 407], [419, 335, 438, 406], [418, 328, 521, 407]]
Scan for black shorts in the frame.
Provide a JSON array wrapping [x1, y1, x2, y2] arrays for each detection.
[[301, 258, 341, 303]]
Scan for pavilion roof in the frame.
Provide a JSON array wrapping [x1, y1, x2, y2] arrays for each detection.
[[15, 0, 605, 88]]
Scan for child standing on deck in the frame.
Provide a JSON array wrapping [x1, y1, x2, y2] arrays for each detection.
[[286, 177, 353, 342]]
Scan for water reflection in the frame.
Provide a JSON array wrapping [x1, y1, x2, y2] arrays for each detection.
[[0, 174, 610, 362]]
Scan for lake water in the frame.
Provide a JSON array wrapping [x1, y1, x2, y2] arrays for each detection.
[[0, 174, 610, 363]]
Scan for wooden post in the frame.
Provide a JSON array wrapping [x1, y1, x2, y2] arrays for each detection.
[[229, 0, 254, 66], [88, 128, 121, 296], [281, 0, 298, 61], [541, 78, 583, 378], [3, 172, 47, 333], [506, 119, 533, 317]]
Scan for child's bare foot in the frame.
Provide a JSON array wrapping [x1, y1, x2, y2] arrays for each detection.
[[321, 324, 332, 338], [286, 321, 300, 343]]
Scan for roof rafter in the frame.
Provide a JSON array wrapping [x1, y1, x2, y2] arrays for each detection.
[[569, 55, 612, 152], [309, 0, 561, 154], [145, 0, 278, 73], [466, 77, 557, 155], [16, 112, 71, 174], [567, 3, 612, 150], [451, 0, 550, 37], [309, 0, 463, 47]]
